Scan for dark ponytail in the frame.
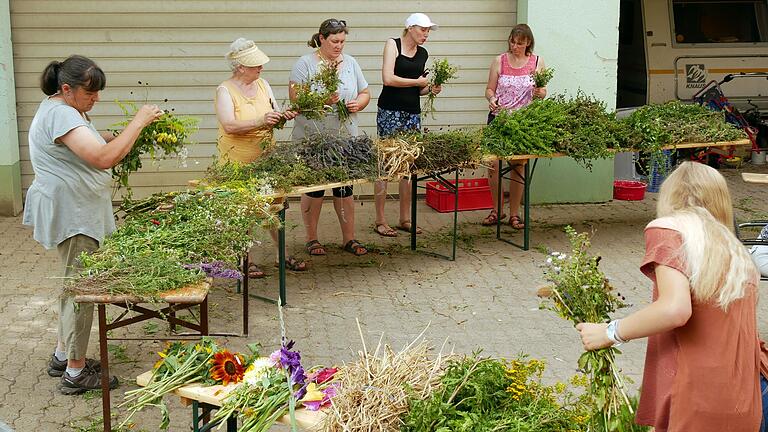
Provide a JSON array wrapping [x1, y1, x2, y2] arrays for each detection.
[[40, 61, 62, 95], [307, 33, 321, 48], [39, 55, 106, 96]]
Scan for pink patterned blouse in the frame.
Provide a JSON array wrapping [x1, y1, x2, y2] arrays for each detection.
[[492, 53, 538, 114]]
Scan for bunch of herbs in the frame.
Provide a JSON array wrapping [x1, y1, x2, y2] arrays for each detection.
[[541, 226, 635, 432], [111, 100, 199, 197], [413, 128, 482, 172], [422, 59, 459, 118], [531, 67, 555, 88]]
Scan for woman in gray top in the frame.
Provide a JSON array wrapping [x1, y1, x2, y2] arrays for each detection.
[[289, 19, 371, 256], [23, 55, 162, 394]]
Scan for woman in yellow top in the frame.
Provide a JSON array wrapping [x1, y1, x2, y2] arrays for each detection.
[[215, 38, 306, 277]]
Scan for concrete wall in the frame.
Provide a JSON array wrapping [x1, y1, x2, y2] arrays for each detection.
[[0, 0, 22, 216], [518, 0, 621, 204]]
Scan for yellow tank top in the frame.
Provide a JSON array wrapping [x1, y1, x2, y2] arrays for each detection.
[[216, 79, 274, 164]]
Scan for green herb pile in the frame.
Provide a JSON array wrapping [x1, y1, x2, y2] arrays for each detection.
[[401, 353, 593, 431], [413, 129, 482, 173], [532, 67, 555, 88], [72, 187, 276, 299], [554, 93, 632, 169], [482, 98, 565, 156], [423, 58, 459, 118], [111, 101, 199, 195], [541, 227, 642, 432], [624, 100, 746, 152]]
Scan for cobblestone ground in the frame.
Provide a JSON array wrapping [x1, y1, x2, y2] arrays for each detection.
[[1, 166, 768, 431]]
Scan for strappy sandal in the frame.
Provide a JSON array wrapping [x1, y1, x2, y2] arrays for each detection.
[[342, 239, 368, 256], [275, 256, 308, 271], [509, 215, 525, 230], [247, 263, 266, 279], [305, 240, 326, 256], [374, 223, 399, 237], [396, 220, 423, 234], [481, 210, 507, 226]]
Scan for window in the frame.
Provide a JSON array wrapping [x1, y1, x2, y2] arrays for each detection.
[[672, 0, 768, 44]]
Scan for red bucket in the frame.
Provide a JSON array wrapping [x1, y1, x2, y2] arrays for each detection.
[[613, 180, 647, 201]]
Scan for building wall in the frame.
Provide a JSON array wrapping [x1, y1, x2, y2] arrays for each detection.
[[0, 0, 22, 215], [10, 0, 516, 199]]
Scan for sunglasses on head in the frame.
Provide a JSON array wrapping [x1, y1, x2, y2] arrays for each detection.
[[322, 19, 347, 30]]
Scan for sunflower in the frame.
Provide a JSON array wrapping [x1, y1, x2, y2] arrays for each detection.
[[210, 350, 245, 385]]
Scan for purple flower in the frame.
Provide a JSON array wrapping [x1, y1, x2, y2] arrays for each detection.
[[183, 261, 242, 280], [278, 340, 307, 398]]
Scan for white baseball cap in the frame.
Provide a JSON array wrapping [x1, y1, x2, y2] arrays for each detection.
[[405, 13, 438, 29]]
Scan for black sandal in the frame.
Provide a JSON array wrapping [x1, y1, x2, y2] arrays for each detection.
[[342, 239, 368, 256], [305, 240, 326, 256]]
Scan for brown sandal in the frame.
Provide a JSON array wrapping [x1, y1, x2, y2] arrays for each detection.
[[481, 210, 507, 226], [374, 223, 399, 237], [342, 239, 368, 256], [305, 240, 326, 256], [247, 263, 266, 279], [509, 215, 525, 230], [396, 220, 423, 234]]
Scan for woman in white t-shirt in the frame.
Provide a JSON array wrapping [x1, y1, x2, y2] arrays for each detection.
[[289, 19, 371, 257]]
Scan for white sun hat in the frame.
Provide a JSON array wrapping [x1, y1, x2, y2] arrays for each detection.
[[405, 13, 439, 29], [227, 39, 270, 67]]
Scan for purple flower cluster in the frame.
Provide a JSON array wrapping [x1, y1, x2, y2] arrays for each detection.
[[183, 261, 242, 280], [276, 340, 307, 399]]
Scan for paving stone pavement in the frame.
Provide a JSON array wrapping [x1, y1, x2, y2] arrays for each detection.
[[1, 166, 768, 431]]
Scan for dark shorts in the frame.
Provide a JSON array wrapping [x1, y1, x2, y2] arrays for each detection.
[[761, 374, 767, 432], [305, 186, 354, 199], [376, 107, 421, 137], [487, 112, 496, 125]]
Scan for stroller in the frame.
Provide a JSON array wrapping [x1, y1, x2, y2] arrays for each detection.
[[690, 72, 768, 166]]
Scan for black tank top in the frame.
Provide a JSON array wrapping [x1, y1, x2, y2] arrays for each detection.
[[377, 38, 428, 114]]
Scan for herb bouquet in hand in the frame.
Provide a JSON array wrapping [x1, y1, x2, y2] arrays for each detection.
[[541, 226, 636, 432], [422, 58, 458, 119], [531, 67, 554, 88], [111, 101, 199, 196]]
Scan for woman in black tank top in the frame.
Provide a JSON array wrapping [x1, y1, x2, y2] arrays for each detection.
[[373, 13, 441, 237]]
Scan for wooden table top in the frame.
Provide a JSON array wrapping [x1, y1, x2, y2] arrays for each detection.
[[73, 279, 211, 305]]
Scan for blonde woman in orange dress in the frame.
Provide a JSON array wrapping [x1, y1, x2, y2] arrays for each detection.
[[215, 38, 306, 277], [576, 162, 768, 431]]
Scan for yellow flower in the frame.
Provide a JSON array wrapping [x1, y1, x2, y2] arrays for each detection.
[[157, 351, 167, 358], [301, 382, 324, 402]]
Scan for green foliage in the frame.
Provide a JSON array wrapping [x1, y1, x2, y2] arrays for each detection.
[[423, 58, 459, 118], [482, 98, 566, 156], [111, 101, 199, 195], [623, 100, 746, 175], [531, 67, 555, 88], [413, 128, 482, 172], [402, 354, 592, 432], [73, 187, 276, 299]]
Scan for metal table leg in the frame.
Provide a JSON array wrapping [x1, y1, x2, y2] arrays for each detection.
[[496, 158, 537, 251], [248, 203, 286, 306], [412, 169, 459, 260]]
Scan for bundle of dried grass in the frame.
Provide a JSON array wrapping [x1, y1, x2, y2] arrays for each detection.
[[322, 322, 451, 432], [376, 136, 422, 180]]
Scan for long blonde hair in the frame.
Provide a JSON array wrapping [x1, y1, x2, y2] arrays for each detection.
[[657, 162, 756, 309]]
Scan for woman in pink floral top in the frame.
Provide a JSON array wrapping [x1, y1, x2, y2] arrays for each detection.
[[482, 24, 547, 228]]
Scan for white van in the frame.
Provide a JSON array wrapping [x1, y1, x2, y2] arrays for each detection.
[[617, 0, 768, 113]]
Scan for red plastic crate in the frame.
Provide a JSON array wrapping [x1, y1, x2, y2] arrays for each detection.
[[425, 178, 494, 213]]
